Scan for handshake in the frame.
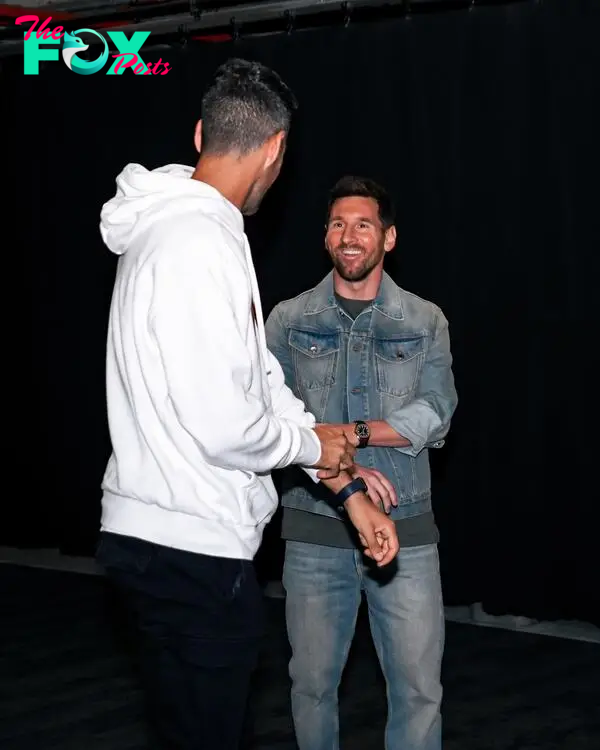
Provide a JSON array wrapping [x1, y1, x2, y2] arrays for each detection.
[[311, 423, 358, 479]]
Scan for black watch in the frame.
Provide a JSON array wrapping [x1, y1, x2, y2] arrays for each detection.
[[327, 477, 368, 514], [353, 420, 370, 448]]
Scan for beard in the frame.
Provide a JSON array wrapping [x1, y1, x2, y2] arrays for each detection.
[[330, 244, 385, 282]]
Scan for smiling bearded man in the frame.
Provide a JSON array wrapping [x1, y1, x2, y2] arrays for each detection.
[[265, 175, 459, 750]]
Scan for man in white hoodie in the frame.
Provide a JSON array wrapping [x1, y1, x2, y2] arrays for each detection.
[[95, 58, 399, 750]]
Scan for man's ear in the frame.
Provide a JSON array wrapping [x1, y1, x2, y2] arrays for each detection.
[[193, 119, 203, 153], [264, 130, 285, 168], [384, 225, 397, 252]]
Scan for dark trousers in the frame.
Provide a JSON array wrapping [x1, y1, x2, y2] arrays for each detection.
[[96, 531, 265, 750]]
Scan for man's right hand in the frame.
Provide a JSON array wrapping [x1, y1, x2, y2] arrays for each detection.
[[318, 471, 399, 566], [344, 492, 399, 566], [311, 423, 358, 479]]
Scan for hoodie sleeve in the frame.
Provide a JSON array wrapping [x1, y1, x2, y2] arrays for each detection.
[[264, 307, 322, 484], [264, 347, 321, 484], [148, 233, 322, 474]]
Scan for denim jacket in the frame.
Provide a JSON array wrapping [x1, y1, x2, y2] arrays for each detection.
[[264, 271, 458, 522]]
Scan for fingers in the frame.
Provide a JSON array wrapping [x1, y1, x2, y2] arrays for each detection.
[[346, 493, 400, 568], [369, 486, 386, 512], [359, 526, 399, 566], [337, 439, 356, 472], [365, 477, 391, 513], [317, 467, 339, 479], [379, 474, 398, 508], [313, 425, 357, 475], [358, 524, 385, 564], [373, 525, 399, 566], [355, 469, 396, 513], [365, 469, 398, 513], [317, 456, 354, 478], [344, 441, 357, 460], [360, 535, 388, 562]]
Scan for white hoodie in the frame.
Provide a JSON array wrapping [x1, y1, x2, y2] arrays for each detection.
[[99, 163, 321, 560]]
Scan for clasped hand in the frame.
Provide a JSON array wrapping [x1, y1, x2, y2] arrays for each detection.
[[311, 423, 358, 478]]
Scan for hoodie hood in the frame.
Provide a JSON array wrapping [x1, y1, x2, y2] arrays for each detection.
[[100, 163, 243, 256]]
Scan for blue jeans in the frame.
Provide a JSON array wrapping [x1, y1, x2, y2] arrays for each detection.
[[282, 541, 444, 750]]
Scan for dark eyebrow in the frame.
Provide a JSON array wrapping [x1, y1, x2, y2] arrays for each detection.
[[328, 216, 375, 224]]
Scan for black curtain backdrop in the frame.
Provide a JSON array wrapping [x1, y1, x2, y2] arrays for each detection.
[[6, 0, 599, 625]]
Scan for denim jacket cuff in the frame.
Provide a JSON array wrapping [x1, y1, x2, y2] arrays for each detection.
[[384, 400, 443, 457]]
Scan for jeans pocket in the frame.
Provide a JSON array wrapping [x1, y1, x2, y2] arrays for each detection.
[[214, 558, 248, 602], [96, 532, 154, 576]]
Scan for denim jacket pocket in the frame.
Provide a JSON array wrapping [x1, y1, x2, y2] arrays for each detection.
[[374, 335, 425, 398], [289, 329, 339, 391]]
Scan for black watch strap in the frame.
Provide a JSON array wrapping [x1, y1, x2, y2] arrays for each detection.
[[325, 477, 368, 513]]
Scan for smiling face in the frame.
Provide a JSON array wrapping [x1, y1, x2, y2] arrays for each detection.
[[325, 196, 396, 282]]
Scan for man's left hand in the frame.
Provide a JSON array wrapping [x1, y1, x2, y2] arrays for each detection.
[[352, 465, 397, 514]]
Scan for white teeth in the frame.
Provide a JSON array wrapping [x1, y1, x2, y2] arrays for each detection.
[[342, 250, 360, 256]]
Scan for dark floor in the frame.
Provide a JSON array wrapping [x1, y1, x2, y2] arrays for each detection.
[[1, 564, 599, 750]]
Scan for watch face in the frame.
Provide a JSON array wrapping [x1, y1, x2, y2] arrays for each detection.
[[355, 422, 369, 438]]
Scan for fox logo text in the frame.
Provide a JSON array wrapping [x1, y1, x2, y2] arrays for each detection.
[[17, 15, 172, 75]]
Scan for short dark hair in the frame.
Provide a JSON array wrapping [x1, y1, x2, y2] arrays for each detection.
[[327, 175, 395, 229], [200, 58, 298, 156]]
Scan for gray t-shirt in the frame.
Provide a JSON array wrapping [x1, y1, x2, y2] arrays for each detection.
[[281, 293, 438, 550]]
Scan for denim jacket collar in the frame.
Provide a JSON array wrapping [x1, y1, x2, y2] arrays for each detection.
[[303, 271, 405, 321]]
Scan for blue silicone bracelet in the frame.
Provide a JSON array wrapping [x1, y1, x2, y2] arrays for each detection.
[[331, 477, 368, 511]]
